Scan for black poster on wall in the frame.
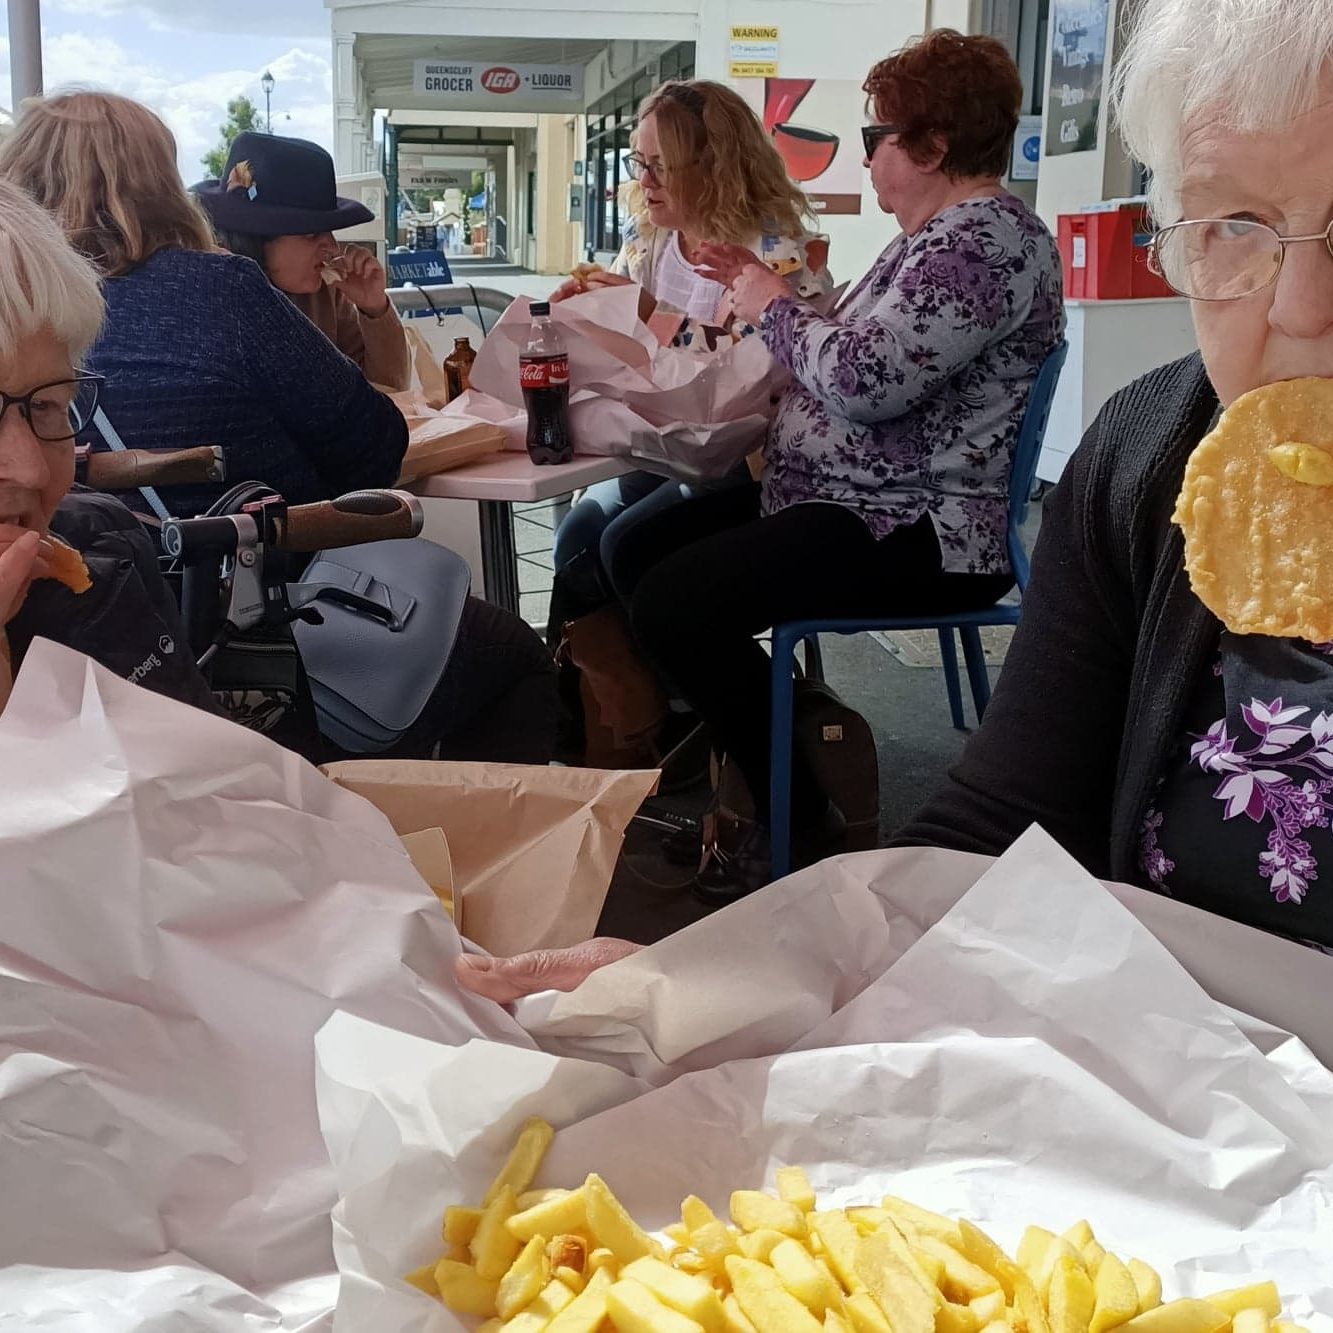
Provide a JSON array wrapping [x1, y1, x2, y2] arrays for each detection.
[[1046, 0, 1110, 156]]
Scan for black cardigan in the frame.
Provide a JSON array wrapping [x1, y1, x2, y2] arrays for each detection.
[[896, 352, 1224, 884]]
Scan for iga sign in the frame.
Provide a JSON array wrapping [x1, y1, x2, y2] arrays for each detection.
[[413, 61, 582, 108]]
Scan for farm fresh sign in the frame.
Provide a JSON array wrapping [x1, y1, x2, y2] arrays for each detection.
[[413, 61, 583, 110]]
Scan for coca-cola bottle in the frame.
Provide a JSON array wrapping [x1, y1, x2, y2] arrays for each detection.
[[519, 301, 573, 465]]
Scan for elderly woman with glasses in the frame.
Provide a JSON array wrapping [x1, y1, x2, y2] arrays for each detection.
[[894, 0, 1333, 951], [0, 179, 214, 714]]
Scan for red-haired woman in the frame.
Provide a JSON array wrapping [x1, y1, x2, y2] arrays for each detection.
[[613, 30, 1065, 895]]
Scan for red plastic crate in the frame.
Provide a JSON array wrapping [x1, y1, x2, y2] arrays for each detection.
[[1058, 205, 1174, 299]]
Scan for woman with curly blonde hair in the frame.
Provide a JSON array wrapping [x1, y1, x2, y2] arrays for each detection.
[[554, 79, 831, 336], [549, 82, 833, 759]]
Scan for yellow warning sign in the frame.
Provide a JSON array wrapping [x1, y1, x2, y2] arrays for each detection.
[[728, 26, 779, 78]]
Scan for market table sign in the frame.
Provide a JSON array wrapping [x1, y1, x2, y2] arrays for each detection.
[[413, 61, 583, 110], [729, 26, 780, 78]]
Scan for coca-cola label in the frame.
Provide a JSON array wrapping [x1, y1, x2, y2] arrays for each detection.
[[520, 355, 569, 390]]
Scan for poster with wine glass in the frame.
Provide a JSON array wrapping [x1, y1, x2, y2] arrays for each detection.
[[735, 77, 864, 215]]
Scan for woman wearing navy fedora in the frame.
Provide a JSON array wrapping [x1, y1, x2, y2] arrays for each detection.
[[193, 132, 410, 393]]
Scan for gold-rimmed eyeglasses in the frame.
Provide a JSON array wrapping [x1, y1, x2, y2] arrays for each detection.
[[1149, 217, 1333, 301]]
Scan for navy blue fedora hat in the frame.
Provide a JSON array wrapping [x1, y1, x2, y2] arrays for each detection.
[[191, 131, 374, 236]]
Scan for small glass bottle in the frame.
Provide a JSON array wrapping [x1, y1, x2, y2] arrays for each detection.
[[443, 337, 477, 399]]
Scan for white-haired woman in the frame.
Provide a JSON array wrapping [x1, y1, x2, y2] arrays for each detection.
[[457, 0, 1333, 1003], [0, 179, 215, 712]]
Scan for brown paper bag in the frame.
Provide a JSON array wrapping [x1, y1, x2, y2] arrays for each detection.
[[404, 323, 452, 409], [392, 404, 505, 482], [323, 760, 660, 956]]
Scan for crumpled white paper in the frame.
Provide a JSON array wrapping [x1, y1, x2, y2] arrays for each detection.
[[317, 828, 1333, 1333], [0, 641, 528, 1329], [457, 286, 776, 479], [513, 838, 1333, 1081]]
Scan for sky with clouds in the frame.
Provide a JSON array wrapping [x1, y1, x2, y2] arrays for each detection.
[[1, 0, 337, 181]]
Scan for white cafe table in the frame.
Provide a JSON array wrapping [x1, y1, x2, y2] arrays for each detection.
[[410, 451, 634, 613]]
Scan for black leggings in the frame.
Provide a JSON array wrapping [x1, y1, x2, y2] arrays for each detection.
[[619, 485, 1011, 825]]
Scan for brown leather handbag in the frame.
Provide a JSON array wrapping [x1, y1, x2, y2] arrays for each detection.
[[558, 605, 669, 769]]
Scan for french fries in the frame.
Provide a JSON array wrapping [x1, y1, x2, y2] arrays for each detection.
[[405, 1120, 1310, 1333]]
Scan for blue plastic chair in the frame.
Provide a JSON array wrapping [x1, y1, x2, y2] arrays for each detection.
[[768, 340, 1068, 879]]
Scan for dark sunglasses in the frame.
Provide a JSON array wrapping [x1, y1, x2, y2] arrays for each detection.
[[860, 123, 901, 159]]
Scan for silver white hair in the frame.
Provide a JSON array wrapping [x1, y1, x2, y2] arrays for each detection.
[[1111, 0, 1333, 223], [0, 178, 104, 366]]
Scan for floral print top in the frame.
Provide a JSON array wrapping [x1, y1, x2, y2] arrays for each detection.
[[1139, 632, 1333, 951], [758, 194, 1064, 574]]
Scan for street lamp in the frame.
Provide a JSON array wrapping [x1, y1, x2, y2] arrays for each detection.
[[261, 70, 275, 133]]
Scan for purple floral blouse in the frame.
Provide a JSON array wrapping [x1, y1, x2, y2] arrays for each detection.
[[758, 194, 1064, 575], [1140, 632, 1333, 951]]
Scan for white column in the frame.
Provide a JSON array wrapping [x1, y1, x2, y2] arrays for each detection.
[[7, 0, 43, 105], [332, 29, 372, 174]]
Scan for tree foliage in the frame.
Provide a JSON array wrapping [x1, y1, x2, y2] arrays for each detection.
[[202, 95, 264, 179]]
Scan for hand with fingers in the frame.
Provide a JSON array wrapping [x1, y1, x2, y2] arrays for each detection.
[[0, 528, 47, 626], [552, 270, 657, 323], [696, 244, 791, 323], [552, 270, 633, 302], [336, 246, 392, 317], [694, 243, 764, 287], [454, 936, 643, 1003]]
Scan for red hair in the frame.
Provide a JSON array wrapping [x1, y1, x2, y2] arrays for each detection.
[[863, 29, 1023, 179]]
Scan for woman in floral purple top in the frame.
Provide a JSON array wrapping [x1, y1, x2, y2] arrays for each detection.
[[757, 190, 1062, 574], [612, 31, 1064, 896]]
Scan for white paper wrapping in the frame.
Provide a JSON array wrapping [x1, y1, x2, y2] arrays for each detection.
[[514, 839, 1333, 1080], [317, 829, 1333, 1333], [5, 645, 1333, 1329], [0, 642, 528, 1328], [459, 286, 775, 478]]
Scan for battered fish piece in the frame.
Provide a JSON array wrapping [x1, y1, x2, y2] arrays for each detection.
[[38, 534, 92, 595], [568, 262, 606, 290], [1173, 376, 1333, 639]]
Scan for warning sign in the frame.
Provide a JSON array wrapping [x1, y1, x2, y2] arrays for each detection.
[[729, 25, 779, 78]]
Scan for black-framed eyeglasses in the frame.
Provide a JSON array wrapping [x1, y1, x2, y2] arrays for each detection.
[[624, 152, 660, 183], [625, 152, 701, 185], [0, 373, 104, 443], [861, 123, 901, 160], [1149, 217, 1333, 301]]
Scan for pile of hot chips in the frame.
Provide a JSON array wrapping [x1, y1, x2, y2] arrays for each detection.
[[405, 1120, 1308, 1333]]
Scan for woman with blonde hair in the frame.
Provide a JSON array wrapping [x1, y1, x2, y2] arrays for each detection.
[[549, 80, 833, 770], [556, 79, 831, 331], [0, 91, 407, 517]]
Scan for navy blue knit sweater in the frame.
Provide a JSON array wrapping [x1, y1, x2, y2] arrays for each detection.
[[87, 249, 408, 516]]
